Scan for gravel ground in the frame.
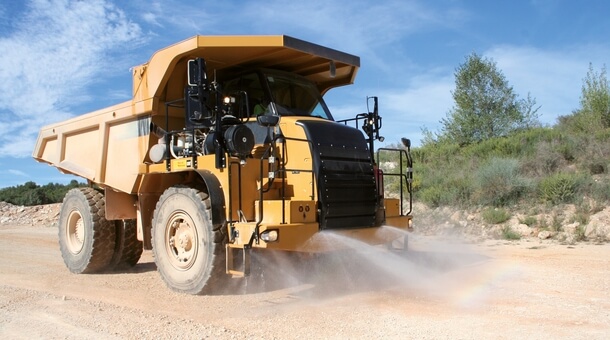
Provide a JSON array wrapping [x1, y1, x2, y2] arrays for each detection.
[[0, 223, 609, 339]]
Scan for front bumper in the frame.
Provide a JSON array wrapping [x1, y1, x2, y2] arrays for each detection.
[[229, 214, 412, 253]]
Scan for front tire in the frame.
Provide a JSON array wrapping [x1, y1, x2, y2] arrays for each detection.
[[58, 188, 116, 273], [152, 186, 227, 294]]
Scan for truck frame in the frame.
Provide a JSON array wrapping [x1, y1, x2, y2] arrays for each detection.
[[33, 35, 413, 294]]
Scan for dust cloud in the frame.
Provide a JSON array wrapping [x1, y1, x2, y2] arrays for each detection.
[[241, 227, 492, 304]]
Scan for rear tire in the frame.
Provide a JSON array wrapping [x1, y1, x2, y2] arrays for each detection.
[[110, 219, 143, 269], [152, 186, 228, 294], [58, 188, 116, 273]]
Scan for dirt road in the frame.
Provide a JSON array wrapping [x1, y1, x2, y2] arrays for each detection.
[[1, 223, 608, 339]]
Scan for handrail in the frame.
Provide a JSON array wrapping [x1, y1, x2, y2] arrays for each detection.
[[376, 147, 413, 216], [336, 113, 367, 130]]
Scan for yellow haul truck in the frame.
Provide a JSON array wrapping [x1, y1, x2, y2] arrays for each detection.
[[33, 35, 413, 294]]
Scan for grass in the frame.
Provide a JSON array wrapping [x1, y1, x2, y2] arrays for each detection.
[[502, 226, 521, 240], [551, 214, 564, 232], [482, 208, 511, 224], [520, 216, 537, 227], [575, 225, 587, 241], [538, 172, 580, 204]]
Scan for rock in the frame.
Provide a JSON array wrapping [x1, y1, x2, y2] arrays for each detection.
[[585, 208, 610, 241], [450, 211, 461, 222], [513, 223, 534, 237], [0, 201, 61, 227], [538, 230, 552, 240], [563, 233, 576, 244], [482, 225, 503, 239], [563, 222, 580, 235]]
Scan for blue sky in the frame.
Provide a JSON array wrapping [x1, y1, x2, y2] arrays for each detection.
[[0, 0, 609, 188]]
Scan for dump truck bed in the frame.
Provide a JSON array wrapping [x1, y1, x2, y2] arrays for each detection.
[[32, 35, 360, 194]]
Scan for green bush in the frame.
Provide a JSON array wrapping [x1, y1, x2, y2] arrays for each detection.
[[414, 166, 473, 207], [589, 180, 610, 202], [413, 141, 461, 164], [394, 99, 610, 213], [482, 208, 511, 224], [575, 225, 587, 241], [520, 216, 537, 227], [558, 110, 602, 134], [538, 173, 581, 204], [573, 212, 590, 225], [501, 226, 521, 240], [445, 177, 473, 207], [419, 186, 443, 207], [473, 157, 528, 206], [551, 213, 564, 232], [521, 141, 566, 176]]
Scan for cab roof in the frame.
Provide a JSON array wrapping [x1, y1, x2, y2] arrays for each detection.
[[133, 35, 361, 103]]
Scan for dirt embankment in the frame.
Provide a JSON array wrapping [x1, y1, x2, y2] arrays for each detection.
[[412, 202, 610, 244], [0, 202, 60, 227], [1, 201, 609, 339]]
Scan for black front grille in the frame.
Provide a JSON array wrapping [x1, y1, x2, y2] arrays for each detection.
[[297, 120, 376, 230]]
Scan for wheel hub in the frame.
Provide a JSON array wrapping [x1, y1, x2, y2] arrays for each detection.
[[66, 210, 85, 254], [166, 214, 198, 269]]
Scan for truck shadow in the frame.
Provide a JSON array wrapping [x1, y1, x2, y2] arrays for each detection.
[[112, 261, 157, 274]]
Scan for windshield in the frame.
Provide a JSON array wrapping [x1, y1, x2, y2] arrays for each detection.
[[223, 70, 334, 120], [264, 71, 333, 120]]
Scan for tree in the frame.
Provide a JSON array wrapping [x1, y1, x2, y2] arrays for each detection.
[[437, 53, 540, 145], [580, 63, 610, 127], [0, 180, 86, 206], [558, 63, 610, 133], [581, 63, 610, 126]]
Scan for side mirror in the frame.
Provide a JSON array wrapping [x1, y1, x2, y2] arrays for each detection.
[[401, 137, 411, 148], [187, 58, 207, 86], [257, 115, 280, 127]]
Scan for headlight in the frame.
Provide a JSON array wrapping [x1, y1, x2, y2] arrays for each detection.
[[260, 229, 279, 242]]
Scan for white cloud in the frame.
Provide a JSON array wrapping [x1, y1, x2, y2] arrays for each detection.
[[142, 12, 162, 27], [321, 68, 454, 147], [0, 0, 143, 158], [105, 89, 133, 102], [7, 169, 28, 177], [130, 0, 219, 34], [378, 71, 454, 145], [138, 1, 163, 27]]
